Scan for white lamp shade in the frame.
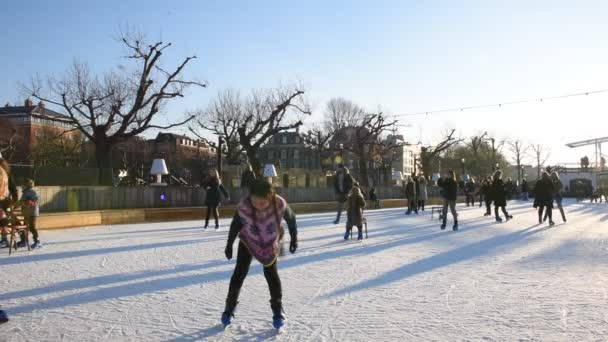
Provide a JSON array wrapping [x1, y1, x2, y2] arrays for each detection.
[[263, 164, 278, 177], [392, 170, 403, 180], [151, 159, 169, 175]]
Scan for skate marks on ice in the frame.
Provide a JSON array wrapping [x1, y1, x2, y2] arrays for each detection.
[[2, 201, 608, 340]]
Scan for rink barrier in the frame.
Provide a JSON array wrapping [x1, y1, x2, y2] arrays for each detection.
[[35, 197, 458, 230]]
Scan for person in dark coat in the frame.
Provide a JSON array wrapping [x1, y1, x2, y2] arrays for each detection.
[[405, 176, 418, 215], [481, 177, 493, 216], [505, 178, 515, 200], [202, 169, 230, 230], [492, 170, 513, 222], [345, 186, 366, 240], [521, 179, 529, 201], [464, 178, 476, 207], [333, 164, 355, 224], [438, 170, 459, 230], [369, 187, 380, 209], [534, 171, 555, 225], [240, 163, 257, 191]]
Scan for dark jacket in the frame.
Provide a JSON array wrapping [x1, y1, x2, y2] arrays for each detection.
[[438, 177, 458, 201], [369, 188, 378, 201], [334, 171, 354, 202], [347, 193, 366, 227], [481, 181, 491, 196], [405, 181, 417, 199], [464, 181, 475, 194], [241, 169, 256, 190], [534, 178, 555, 207], [521, 180, 529, 193], [492, 179, 507, 207], [203, 177, 229, 206]]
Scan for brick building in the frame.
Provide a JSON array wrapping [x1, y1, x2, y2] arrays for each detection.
[[152, 133, 217, 185], [0, 99, 78, 164]]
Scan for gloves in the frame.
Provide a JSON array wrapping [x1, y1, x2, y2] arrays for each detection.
[[289, 239, 298, 254], [225, 244, 233, 260]]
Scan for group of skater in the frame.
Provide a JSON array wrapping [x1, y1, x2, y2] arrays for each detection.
[[424, 168, 570, 229], [0, 159, 582, 331]]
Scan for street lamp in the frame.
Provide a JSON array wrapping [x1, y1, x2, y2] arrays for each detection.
[[461, 158, 466, 180]]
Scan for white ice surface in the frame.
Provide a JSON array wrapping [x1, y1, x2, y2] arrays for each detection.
[[1, 199, 608, 341]]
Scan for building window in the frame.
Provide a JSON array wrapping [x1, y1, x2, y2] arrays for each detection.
[[281, 150, 287, 159], [268, 150, 274, 159], [295, 137, 300, 144], [282, 136, 288, 144], [294, 150, 299, 159]]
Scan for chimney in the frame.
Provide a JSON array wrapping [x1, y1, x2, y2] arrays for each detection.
[[38, 100, 45, 108], [24, 98, 33, 107], [296, 126, 300, 134]]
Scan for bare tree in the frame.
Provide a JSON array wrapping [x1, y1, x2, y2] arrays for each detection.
[[508, 140, 530, 183], [302, 125, 334, 171], [238, 87, 311, 174], [324, 97, 365, 132], [189, 89, 244, 165], [371, 132, 403, 185], [339, 113, 398, 187], [466, 132, 488, 158], [420, 129, 464, 177], [531, 144, 551, 179], [486, 135, 505, 171], [25, 33, 205, 184], [0, 117, 18, 161]]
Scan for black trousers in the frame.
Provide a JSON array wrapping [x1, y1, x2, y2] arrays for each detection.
[[485, 199, 492, 214], [406, 198, 418, 214], [205, 205, 219, 227], [226, 242, 282, 308], [538, 206, 553, 222], [465, 194, 475, 206], [494, 205, 509, 219]]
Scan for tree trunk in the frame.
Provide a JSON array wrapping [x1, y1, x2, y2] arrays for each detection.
[[245, 147, 263, 177], [95, 141, 114, 186], [357, 147, 369, 187]]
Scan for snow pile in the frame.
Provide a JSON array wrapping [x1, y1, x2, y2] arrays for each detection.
[[1, 199, 608, 341]]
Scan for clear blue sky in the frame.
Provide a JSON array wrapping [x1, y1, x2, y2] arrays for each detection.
[[2, 0, 608, 165]]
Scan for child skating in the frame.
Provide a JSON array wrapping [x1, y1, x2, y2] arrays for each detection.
[[344, 186, 366, 240], [221, 180, 298, 331], [19, 179, 41, 249]]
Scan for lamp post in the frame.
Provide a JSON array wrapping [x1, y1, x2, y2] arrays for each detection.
[[461, 158, 466, 181]]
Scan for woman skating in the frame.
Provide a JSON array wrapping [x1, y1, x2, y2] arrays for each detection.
[[534, 171, 556, 226], [492, 170, 513, 222], [202, 169, 229, 229]]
